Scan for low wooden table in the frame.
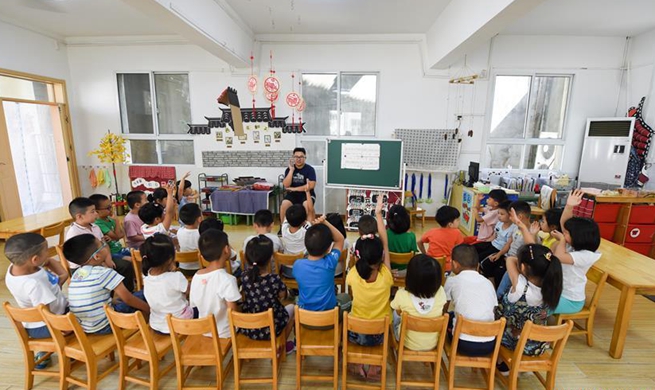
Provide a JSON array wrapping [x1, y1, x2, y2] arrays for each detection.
[[595, 239, 655, 358], [0, 206, 72, 240]]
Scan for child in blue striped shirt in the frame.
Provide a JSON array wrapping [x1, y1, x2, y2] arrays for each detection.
[[64, 234, 149, 334]]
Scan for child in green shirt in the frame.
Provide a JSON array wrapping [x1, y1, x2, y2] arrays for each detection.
[[90, 194, 132, 261], [386, 205, 418, 276]]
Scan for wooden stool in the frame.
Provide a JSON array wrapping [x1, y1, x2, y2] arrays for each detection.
[[408, 208, 426, 228]]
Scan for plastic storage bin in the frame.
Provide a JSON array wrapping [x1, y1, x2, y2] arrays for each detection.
[[628, 205, 655, 224], [593, 204, 622, 223], [597, 223, 617, 241], [625, 224, 655, 243]]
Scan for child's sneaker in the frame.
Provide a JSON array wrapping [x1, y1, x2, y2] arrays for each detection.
[[286, 340, 296, 354], [34, 351, 51, 370], [497, 361, 510, 377]]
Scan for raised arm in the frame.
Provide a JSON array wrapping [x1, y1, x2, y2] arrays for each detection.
[[509, 208, 538, 245], [375, 196, 391, 270], [505, 256, 520, 292], [162, 184, 176, 231], [177, 171, 191, 202], [305, 185, 316, 221], [561, 189, 583, 235], [315, 214, 345, 253]]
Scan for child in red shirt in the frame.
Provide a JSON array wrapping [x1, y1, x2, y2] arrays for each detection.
[[418, 206, 464, 272]]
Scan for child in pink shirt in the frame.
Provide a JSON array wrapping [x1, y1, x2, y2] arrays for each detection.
[[472, 189, 507, 242]]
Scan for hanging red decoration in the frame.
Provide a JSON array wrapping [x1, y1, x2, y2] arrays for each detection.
[[248, 52, 257, 113], [265, 50, 279, 117], [247, 76, 258, 93], [265, 91, 279, 102], [296, 98, 306, 112], [286, 92, 301, 107], [264, 77, 280, 93]]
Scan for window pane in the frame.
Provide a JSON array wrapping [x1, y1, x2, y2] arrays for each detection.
[[486, 144, 522, 169], [155, 74, 191, 134], [302, 74, 338, 136], [117, 74, 153, 134], [129, 140, 157, 164], [340, 74, 377, 136], [0, 75, 54, 102], [524, 144, 563, 170], [489, 76, 531, 139], [526, 76, 570, 139], [299, 139, 326, 166], [161, 140, 194, 165]]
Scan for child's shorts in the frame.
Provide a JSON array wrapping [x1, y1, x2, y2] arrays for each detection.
[[348, 330, 384, 346]]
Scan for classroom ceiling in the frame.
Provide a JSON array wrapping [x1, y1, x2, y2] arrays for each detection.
[[223, 0, 452, 34], [502, 0, 655, 37], [0, 0, 172, 38]]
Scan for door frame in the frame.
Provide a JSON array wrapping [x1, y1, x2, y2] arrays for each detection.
[[0, 68, 81, 221]]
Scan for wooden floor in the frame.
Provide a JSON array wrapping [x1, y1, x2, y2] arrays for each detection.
[[1, 220, 655, 389]]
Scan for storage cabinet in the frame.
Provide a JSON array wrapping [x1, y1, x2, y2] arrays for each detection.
[[580, 195, 655, 259]]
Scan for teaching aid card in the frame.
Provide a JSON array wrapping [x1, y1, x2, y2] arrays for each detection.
[[340, 143, 380, 170]]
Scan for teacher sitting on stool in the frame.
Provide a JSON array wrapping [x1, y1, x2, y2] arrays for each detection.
[[280, 147, 316, 223]]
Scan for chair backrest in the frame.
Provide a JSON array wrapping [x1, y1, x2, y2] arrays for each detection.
[[586, 267, 608, 310], [177, 250, 201, 268], [399, 312, 449, 353], [40, 221, 66, 246], [345, 313, 388, 335], [105, 306, 157, 359], [199, 253, 233, 274], [131, 249, 144, 290], [274, 252, 303, 273], [39, 306, 97, 363], [228, 309, 277, 355], [389, 252, 414, 268], [3, 301, 44, 343], [450, 315, 506, 364], [167, 314, 223, 362], [511, 320, 573, 368], [54, 244, 71, 276], [296, 306, 339, 328], [434, 256, 447, 286], [239, 250, 246, 271]]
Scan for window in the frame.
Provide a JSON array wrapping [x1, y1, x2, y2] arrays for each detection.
[[486, 74, 571, 170], [301, 72, 378, 137], [117, 72, 194, 164]]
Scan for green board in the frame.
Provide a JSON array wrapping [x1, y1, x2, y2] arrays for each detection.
[[325, 138, 403, 189]]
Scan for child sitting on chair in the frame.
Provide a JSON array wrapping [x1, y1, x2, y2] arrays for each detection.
[[386, 205, 418, 277], [123, 190, 147, 250], [176, 203, 203, 277], [89, 194, 131, 262], [472, 189, 508, 242], [417, 206, 464, 273], [139, 184, 176, 239]]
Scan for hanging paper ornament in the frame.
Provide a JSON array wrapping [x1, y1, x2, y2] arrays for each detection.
[[248, 76, 258, 93], [89, 168, 98, 188], [265, 91, 279, 102], [296, 98, 306, 112], [264, 76, 280, 93], [286, 92, 301, 107]]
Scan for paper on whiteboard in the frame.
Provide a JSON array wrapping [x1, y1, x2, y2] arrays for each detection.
[[341, 143, 380, 170]]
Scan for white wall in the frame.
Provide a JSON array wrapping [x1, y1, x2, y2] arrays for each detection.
[[65, 34, 629, 216]]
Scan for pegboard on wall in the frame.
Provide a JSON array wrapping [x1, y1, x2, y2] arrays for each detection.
[[394, 129, 461, 171]]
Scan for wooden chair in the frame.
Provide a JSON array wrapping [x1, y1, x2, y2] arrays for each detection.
[[532, 186, 558, 217], [404, 191, 426, 228], [389, 251, 414, 288], [3, 302, 63, 389], [435, 256, 447, 286], [496, 320, 574, 390], [390, 312, 449, 390], [39, 306, 128, 389], [167, 314, 233, 390], [295, 306, 340, 389], [555, 267, 608, 347], [334, 250, 348, 292], [199, 252, 233, 274], [274, 252, 304, 290], [177, 250, 202, 281], [131, 249, 144, 291], [228, 308, 284, 390], [39, 221, 66, 258], [441, 315, 506, 390], [342, 313, 390, 390], [55, 244, 72, 276], [105, 306, 175, 389]]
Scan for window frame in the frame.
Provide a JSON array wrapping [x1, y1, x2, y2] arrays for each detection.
[[115, 71, 195, 166], [299, 71, 380, 164], [484, 72, 574, 171]]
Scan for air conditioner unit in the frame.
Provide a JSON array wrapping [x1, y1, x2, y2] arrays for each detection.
[[578, 117, 635, 187]]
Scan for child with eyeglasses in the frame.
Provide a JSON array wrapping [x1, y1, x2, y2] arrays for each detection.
[[64, 234, 149, 335]]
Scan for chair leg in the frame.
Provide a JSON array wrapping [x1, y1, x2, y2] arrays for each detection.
[[380, 360, 387, 390], [234, 359, 241, 390], [25, 351, 35, 390], [59, 357, 71, 390], [149, 358, 160, 390], [586, 318, 594, 347], [342, 353, 348, 390], [117, 356, 127, 390], [86, 361, 98, 390], [296, 351, 301, 390]]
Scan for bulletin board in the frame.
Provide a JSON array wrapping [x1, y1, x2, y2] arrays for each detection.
[[325, 138, 403, 189], [394, 129, 460, 171]]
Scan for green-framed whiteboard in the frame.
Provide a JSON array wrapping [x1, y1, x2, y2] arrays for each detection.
[[325, 138, 403, 189]]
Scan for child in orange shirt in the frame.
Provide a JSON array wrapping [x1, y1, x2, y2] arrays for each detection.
[[417, 206, 464, 272]]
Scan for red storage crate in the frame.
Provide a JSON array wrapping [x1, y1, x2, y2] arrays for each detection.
[[593, 203, 621, 223], [629, 205, 655, 224], [597, 223, 617, 241], [625, 224, 655, 243], [624, 243, 653, 256]]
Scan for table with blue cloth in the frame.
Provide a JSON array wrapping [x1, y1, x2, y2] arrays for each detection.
[[210, 189, 273, 224]]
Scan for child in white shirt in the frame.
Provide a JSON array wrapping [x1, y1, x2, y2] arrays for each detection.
[[177, 203, 203, 276], [139, 183, 176, 239], [280, 188, 315, 277], [191, 229, 241, 338], [243, 209, 285, 253], [142, 235, 194, 334], [444, 244, 497, 357]]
